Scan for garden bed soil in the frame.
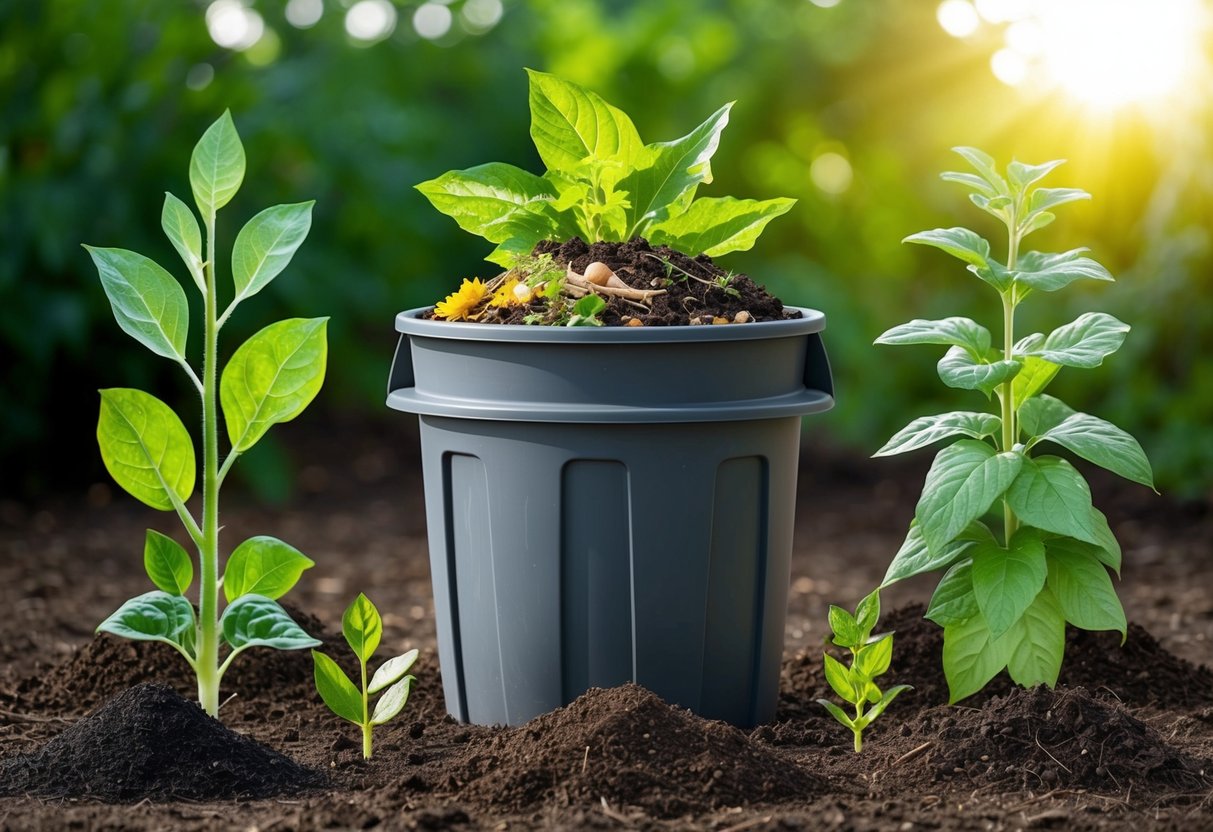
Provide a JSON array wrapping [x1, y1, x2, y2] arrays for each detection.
[[2, 417, 1211, 830]]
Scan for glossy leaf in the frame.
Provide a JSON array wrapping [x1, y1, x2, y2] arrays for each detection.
[[1012, 356, 1061, 408], [916, 441, 1022, 554], [940, 170, 997, 198], [648, 196, 795, 257], [1012, 249, 1114, 292], [1036, 412, 1154, 488], [925, 560, 979, 626], [970, 529, 1047, 638], [952, 146, 1008, 194], [372, 675, 414, 725], [98, 590, 196, 656], [85, 246, 189, 362], [943, 613, 1011, 703], [875, 411, 1001, 457], [903, 227, 992, 269], [854, 684, 912, 730], [937, 347, 1021, 396], [823, 652, 856, 701], [97, 388, 195, 511], [525, 69, 642, 173], [369, 649, 420, 695], [855, 590, 880, 639], [1004, 587, 1066, 688], [855, 634, 893, 679], [231, 202, 315, 304], [874, 316, 991, 357], [415, 163, 559, 242], [1030, 187, 1091, 214], [828, 605, 861, 648], [223, 535, 315, 603], [1089, 508, 1123, 574], [1046, 540, 1126, 637], [1018, 394, 1075, 437], [1007, 159, 1064, 190], [343, 593, 382, 663], [1020, 211, 1055, 235], [221, 317, 328, 452], [816, 698, 854, 728], [143, 529, 193, 595], [221, 594, 320, 651], [1031, 312, 1130, 368], [161, 192, 203, 286], [882, 522, 975, 585], [1005, 456, 1098, 544], [312, 650, 364, 725], [189, 110, 244, 216]]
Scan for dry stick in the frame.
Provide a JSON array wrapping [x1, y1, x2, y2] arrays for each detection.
[[1033, 731, 1072, 774], [581, 744, 589, 774], [889, 741, 933, 768], [598, 797, 634, 825]]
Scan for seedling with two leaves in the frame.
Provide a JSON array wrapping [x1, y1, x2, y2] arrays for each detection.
[[817, 591, 911, 752], [313, 594, 418, 759]]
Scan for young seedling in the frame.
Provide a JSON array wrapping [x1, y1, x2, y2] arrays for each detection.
[[816, 590, 911, 752], [86, 112, 325, 718], [313, 594, 418, 759], [876, 148, 1154, 702]]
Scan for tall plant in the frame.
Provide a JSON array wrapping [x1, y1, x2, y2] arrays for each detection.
[[876, 148, 1153, 702], [85, 112, 326, 718]]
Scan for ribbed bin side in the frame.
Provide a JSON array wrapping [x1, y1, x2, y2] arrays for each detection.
[[418, 415, 801, 727]]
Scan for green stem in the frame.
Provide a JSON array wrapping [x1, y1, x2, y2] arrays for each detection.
[[361, 658, 371, 759], [1000, 224, 1021, 545], [853, 698, 864, 753], [196, 211, 221, 718]]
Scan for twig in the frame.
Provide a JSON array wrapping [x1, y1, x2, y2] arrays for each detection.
[[582, 744, 589, 774], [1034, 731, 1072, 774], [890, 741, 933, 768]]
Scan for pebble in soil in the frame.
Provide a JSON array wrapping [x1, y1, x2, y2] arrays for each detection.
[[448, 683, 828, 818], [0, 683, 327, 801]]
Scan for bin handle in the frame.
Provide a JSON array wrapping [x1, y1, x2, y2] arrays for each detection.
[[804, 332, 834, 399], [387, 333, 415, 395]]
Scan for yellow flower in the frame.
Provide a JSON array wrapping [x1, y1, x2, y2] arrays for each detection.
[[434, 278, 488, 320], [489, 278, 533, 308]]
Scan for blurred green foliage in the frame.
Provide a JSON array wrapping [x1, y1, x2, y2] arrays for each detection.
[[2, 0, 1210, 498]]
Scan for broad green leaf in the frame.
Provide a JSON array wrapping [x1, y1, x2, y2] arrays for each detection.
[[97, 388, 195, 511], [143, 529, 193, 595], [1005, 456, 1098, 544], [828, 605, 861, 648], [854, 684, 912, 730], [343, 592, 382, 663], [970, 529, 1047, 638], [1004, 587, 1066, 688], [84, 246, 189, 362], [161, 192, 203, 286], [952, 146, 1009, 194], [1007, 159, 1064, 190], [1018, 394, 1075, 437], [98, 590, 196, 656], [855, 634, 893, 679], [223, 535, 315, 603], [882, 522, 975, 586], [1012, 356, 1061, 408], [943, 613, 1011, 703], [816, 698, 855, 728], [925, 560, 979, 626], [941, 170, 997, 198], [372, 675, 415, 725], [875, 411, 1001, 457], [1020, 211, 1055, 235], [1046, 541, 1126, 637], [1012, 249, 1114, 292], [874, 317, 991, 357], [903, 227, 992, 269], [865, 682, 882, 705], [855, 590, 880, 639], [220, 317, 328, 452], [1089, 508, 1122, 573], [1030, 187, 1090, 214], [415, 163, 559, 242], [621, 103, 732, 235], [1031, 312, 1129, 368], [937, 347, 1021, 397], [916, 441, 1022, 555], [231, 202, 315, 303], [369, 649, 420, 695], [221, 594, 321, 651], [189, 110, 245, 216], [525, 69, 642, 173], [1036, 412, 1154, 488], [312, 650, 364, 725], [823, 652, 856, 702], [648, 196, 795, 256]]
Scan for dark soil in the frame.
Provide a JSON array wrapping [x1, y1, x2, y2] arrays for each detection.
[[0, 684, 326, 801], [476, 237, 795, 326], [2, 418, 1212, 830]]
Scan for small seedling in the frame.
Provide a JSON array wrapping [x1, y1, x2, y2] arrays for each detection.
[[817, 590, 911, 752], [86, 112, 325, 718], [313, 594, 418, 759], [566, 293, 606, 326]]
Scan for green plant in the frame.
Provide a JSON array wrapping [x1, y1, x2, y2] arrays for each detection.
[[312, 594, 418, 759], [816, 590, 911, 752], [86, 112, 326, 718], [416, 69, 795, 267], [876, 148, 1154, 702]]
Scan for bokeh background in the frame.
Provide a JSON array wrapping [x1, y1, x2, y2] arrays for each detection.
[[3, 0, 1211, 501]]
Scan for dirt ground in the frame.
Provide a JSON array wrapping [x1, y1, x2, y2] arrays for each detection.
[[1, 416, 1210, 830]]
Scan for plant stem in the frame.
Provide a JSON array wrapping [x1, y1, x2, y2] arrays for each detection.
[[1000, 224, 1021, 545], [853, 699, 864, 753], [361, 658, 371, 759], [363, 723, 373, 760], [196, 212, 222, 718]]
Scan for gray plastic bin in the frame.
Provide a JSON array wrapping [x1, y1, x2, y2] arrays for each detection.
[[387, 307, 834, 727]]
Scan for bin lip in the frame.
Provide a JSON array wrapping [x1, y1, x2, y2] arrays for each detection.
[[394, 305, 825, 344]]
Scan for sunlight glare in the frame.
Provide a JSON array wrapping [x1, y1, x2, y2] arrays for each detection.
[[937, 0, 980, 38]]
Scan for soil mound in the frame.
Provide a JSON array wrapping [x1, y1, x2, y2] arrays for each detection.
[[449, 684, 826, 817], [0, 683, 326, 801], [912, 686, 1211, 795]]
